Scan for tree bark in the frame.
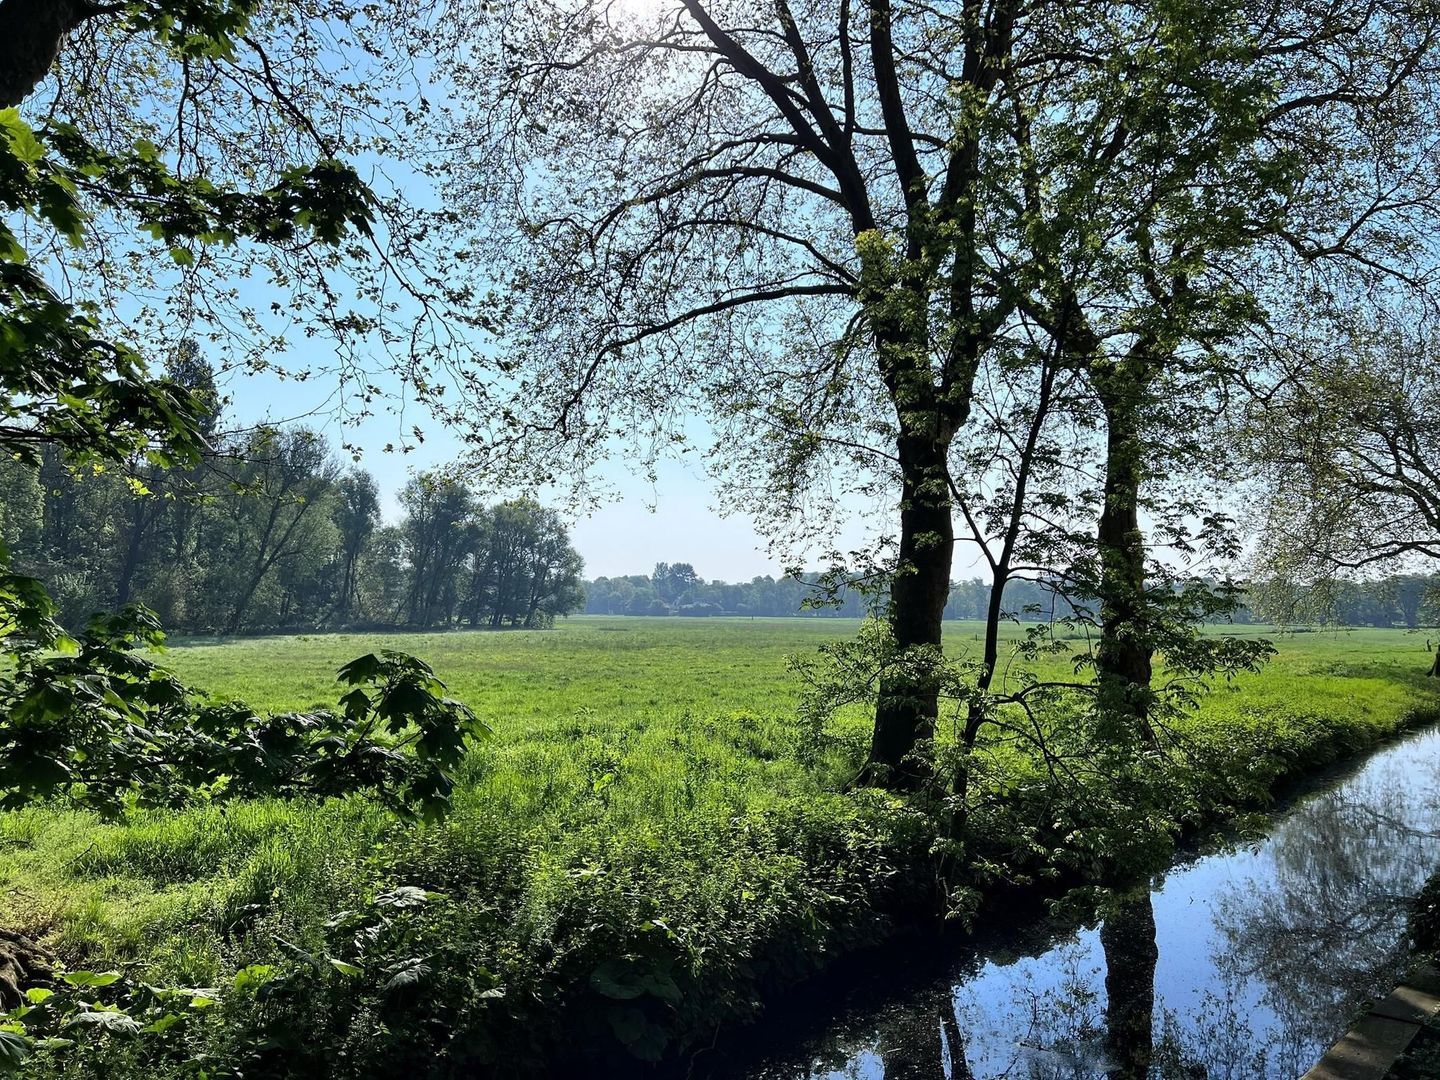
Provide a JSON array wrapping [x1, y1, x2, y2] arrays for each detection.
[[0, 0, 93, 109], [1093, 360, 1157, 746], [863, 429, 955, 789], [0, 927, 52, 1011]]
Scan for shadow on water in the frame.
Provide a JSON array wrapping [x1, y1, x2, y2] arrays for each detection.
[[681, 724, 1440, 1080]]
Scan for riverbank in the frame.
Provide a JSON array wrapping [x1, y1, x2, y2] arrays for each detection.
[[1, 621, 1435, 1077], [1379, 868, 1440, 1077]]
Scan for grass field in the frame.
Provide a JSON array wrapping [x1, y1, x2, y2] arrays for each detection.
[[2, 617, 1437, 1076]]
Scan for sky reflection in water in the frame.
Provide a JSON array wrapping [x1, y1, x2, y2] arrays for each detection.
[[735, 728, 1440, 1080]]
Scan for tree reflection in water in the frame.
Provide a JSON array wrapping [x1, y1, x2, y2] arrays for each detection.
[[870, 986, 973, 1080], [841, 893, 1158, 1079], [1208, 758, 1440, 1057], [1100, 892, 1157, 1079], [868, 890, 1161, 1080], [732, 736, 1440, 1080]]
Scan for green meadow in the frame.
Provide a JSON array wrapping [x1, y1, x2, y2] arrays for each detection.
[[3, 618, 1437, 1076]]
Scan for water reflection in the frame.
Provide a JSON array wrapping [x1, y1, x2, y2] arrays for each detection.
[[726, 729, 1440, 1080], [870, 987, 971, 1080], [1100, 892, 1157, 1080], [1204, 758, 1440, 1066]]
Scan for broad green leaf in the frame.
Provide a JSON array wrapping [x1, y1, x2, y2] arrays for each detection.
[[0, 111, 44, 164], [232, 964, 274, 992], [62, 1010, 142, 1035], [61, 971, 122, 989], [0, 1029, 29, 1071]]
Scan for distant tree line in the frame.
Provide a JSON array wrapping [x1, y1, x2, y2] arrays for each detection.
[[0, 355, 584, 635], [591, 564, 1440, 630], [1249, 574, 1440, 630], [587, 563, 1090, 621]]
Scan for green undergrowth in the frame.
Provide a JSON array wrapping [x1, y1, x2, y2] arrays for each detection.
[[2, 619, 1435, 1077]]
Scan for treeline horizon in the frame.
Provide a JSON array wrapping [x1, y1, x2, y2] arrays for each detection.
[[2, 353, 586, 635], [12, 406, 1437, 634], [4, 340, 1431, 639], [588, 563, 1440, 629]]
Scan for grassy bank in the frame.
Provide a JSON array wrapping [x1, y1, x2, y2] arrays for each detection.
[[2, 619, 1436, 1077]]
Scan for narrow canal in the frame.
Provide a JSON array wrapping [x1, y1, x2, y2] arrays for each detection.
[[715, 725, 1440, 1079]]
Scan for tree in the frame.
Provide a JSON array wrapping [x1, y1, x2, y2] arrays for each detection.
[[420, 0, 1440, 789], [652, 562, 701, 609], [466, 500, 585, 628], [334, 468, 381, 624], [399, 475, 477, 627], [0, 7, 390, 471], [0, 0, 480, 1019], [1252, 311, 1440, 574], [209, 427, 339, 633], [0, 0, 425, 631], [420, 0, 1053, 786]]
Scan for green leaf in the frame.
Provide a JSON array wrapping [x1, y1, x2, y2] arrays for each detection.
[[605, 1004, 669, 1061], [589, 956, 681, 1004], [232, 964, 274, 993], [62, 1010, 142, 1035], [374, 886, 438, 908], [327, 958, 362, 978], [336, 653, 382, 685], [589, 957, 646, 1000], [273, 938, 323, 973], [60, 971, 122, 989], [0, 1030, 29, 1071], [0, 110, 44, 165], [381, 961, 430, 994]]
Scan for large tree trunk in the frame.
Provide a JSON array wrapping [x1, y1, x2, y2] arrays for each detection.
[[1093, 362, 1157, 746], [0, 927, 52, 1011], [0, 0, 91, 109], [862, 430, 955, 789]]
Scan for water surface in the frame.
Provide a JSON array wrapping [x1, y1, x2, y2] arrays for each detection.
[[722, 727, 1440, 1080]]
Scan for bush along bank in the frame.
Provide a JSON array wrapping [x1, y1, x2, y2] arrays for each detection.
[[4, 696, 1439, 1078]]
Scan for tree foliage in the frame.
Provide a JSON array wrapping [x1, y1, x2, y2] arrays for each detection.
[[404, 0, 1440, 789], [1251, 308, 1440, 576], [0, 602, 488, 821], [1, 428, 586, 633]]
